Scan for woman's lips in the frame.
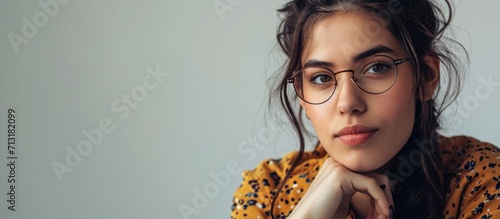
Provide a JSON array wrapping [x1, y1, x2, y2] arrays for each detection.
[[335, 125, 378, 146]]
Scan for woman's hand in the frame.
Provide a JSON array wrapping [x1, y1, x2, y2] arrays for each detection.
[[288, 157, 393, 219]]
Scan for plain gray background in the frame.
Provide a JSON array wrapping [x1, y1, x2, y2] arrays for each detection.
[[0, 0, 499, 218]]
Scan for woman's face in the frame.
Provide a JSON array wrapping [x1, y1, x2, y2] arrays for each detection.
[[300, 11, 416, 172]]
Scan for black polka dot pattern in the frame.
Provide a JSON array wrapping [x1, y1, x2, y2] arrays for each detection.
[[230, 135, 500, 218]]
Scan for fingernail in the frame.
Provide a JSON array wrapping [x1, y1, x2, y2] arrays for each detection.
[[380, 184, 386, 190], [389, 205, 395, 217]]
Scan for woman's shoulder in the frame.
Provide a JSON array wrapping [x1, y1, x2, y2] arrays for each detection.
[[439, 135, 500, 218], [230, 145, 328, 218], [439, 135, 499, 173], [246, 144, 328, 183]]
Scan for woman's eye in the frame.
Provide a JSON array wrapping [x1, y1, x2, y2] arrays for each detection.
[[365, 63, 392, 74], [310, 74, 333, 85]]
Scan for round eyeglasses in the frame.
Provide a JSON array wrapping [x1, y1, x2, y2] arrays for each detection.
[[287, 55, 410, 105]]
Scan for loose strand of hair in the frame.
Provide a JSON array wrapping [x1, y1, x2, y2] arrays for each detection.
[[270, 83, 306, 219]]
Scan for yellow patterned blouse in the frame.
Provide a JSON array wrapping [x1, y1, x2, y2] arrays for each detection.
[[230, 135, 500, 218]]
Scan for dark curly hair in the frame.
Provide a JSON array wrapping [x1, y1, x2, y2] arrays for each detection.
[[268, 0, 467, 218]]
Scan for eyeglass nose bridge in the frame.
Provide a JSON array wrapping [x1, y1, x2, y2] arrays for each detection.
[[332, 69, 358, 88]]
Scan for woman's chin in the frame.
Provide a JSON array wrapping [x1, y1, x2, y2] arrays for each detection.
[[340, 159, 388, 173], [342, 163, 378, 173]]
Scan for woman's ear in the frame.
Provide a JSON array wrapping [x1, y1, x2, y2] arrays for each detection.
[[421, 55, 440, 101]]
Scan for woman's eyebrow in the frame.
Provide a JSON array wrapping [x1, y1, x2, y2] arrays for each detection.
[[353, 45, 396, 62], [303, 60, 333, 68], [302, 45, 396, 69]]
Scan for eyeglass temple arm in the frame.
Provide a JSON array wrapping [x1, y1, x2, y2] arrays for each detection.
[[394, 58, 410, 65]]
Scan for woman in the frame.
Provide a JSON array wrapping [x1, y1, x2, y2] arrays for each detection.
[[230, 0, 500, 218]]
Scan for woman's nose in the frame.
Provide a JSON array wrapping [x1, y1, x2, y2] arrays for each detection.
[[334, 75, 367, 115]]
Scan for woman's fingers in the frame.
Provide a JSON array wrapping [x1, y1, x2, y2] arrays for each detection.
[[347, 173, 390, 216], [365, 197, 388, 219], [375, 199, 389, 219], [295, 158, 342, 207], [325, 158, 391, 216], [289, 157, 392, 218], [366, 172, 394, 217], [367, 172, 394, 206], [289, 158, 347, 217]]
